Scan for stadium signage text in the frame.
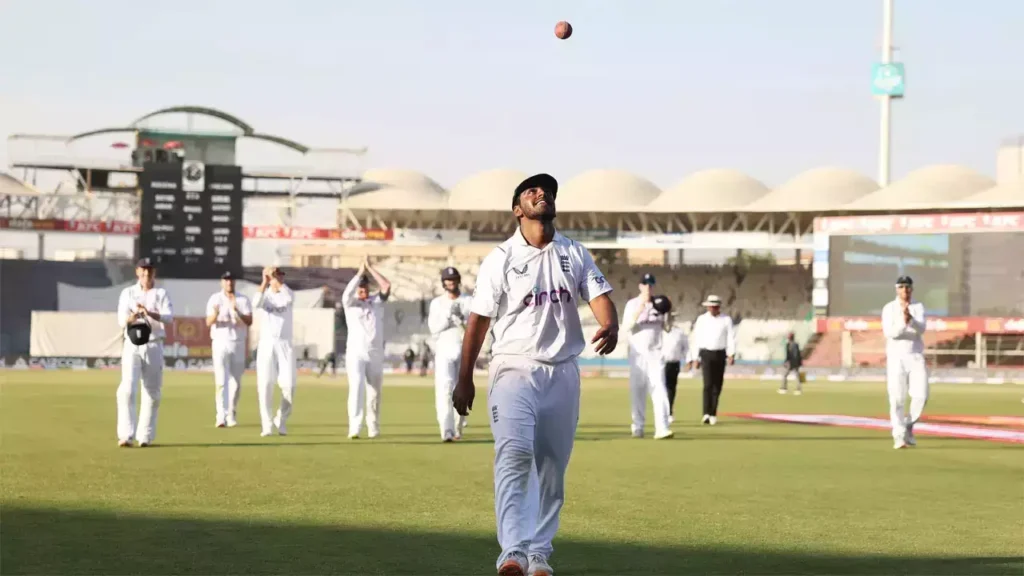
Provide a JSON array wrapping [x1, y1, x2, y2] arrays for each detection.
[[815, 212, 1024, 235], [817, 316, 1024, 334]]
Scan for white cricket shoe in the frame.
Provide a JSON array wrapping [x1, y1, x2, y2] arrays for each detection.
[[778, 389, 787, 395], [794, 390, 802, 396], [905, 425, 916, 446], [893, 437, 908, 449], [442, 431, 455, 443], [527, 553, 553, 576], [273, 416, 287, 436], [631, 429, 644, 439], [260, 430, 273, 438], [227, 414, 238, 427], [654, 430, 675, 440], [498, 551, 528, 576], [216, 419, 226, 428], [701, 414, 711, 424], [348, 433, 360, 440], [709, 416, 718, 426]]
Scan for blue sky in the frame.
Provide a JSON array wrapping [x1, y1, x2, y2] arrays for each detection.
[[1, 0, 1021, 188]]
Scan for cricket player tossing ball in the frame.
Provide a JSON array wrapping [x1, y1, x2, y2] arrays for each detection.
[[453, 173, 619, 576]]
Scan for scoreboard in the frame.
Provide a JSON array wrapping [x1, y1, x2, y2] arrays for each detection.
[[139, 162, 243, 279]]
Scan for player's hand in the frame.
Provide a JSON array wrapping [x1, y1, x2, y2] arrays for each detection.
[[452, 377, 475, 416], [728, 355, 736, 366], [694, 360, 702, 370], [591, 324, 618, 355], [640, 284, 651, 302], [685, 361, 693, 371]]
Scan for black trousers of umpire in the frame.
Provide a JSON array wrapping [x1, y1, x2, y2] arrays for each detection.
[[700, 349, 727, 416], [664, 361, 681, 415]]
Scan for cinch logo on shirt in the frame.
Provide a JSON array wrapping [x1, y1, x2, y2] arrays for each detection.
[[522, 286, 573, 307]]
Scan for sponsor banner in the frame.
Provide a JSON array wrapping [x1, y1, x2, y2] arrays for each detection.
[[242, 226, 393, 241], [617, 231, 812, 250], [164, 317, 221, 359], [817, 316, 1024, 333], [561, 229, 618, 243], [730, 413, 1024, 444], [0, 218, 140, 235], [814, 211, 1024, 236], [392, 228, 471, 245]]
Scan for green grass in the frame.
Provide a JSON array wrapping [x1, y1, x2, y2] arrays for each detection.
[[2, 371, 1022, 575]]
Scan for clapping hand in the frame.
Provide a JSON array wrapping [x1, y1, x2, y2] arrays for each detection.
[[901, 300, 912, 323]]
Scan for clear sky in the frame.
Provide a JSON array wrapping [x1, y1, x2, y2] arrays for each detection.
[[1, 0, 1021, 189]]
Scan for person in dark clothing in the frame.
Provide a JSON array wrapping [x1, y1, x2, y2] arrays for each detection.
[[317, 351, 337, 378], [403, 348, 416, 373], [779, 332, 803, 395], [419, 343, 432, 376]]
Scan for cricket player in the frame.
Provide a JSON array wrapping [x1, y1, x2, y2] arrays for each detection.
[[116, 258, 174, 447], [252, 266, 295, 437], [660, 306, 689, 423], [453, 173, 619, 576], [688, 295, 736, 425], [342, 257, 392, 439], [205, 271, 253, 427], [881, 275, 929, 449], [621, 274, 673, 439], [427, 266, 472, 442], [779, 332, 803, 395]]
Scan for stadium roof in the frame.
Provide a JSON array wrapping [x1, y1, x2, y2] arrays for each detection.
[[841, 165, 995, 210], [648, 169, 769, 213], [447, 169, 528, 211], [558, 170, 661, 212], [0, 172, 39, 195], [345, 169, 447, 210], [940, 181, 1024, 209], [746, 168, 879, 212]]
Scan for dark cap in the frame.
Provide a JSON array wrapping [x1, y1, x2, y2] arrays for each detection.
[[221, 271, 234, 280], [640, 273, 656, 285], [652, 295, 672, 314], [895, 275, 913, 287], [136, 257, 153, 269], [512, 173, 558, 209], [441, 266, 461, 280]]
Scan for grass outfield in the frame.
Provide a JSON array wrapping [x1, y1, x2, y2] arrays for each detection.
[[1, 371, 1022, 576]]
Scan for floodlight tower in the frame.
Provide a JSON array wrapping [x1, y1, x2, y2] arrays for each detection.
[[875, 0, 903, 187]]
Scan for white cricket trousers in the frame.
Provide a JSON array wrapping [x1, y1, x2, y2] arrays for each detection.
[[628, 351, 671, 436], [212, 338, 246, 424], [488, 355, 581, 568], [434, 354, 467, 439], [887, 352, 929, 440], [347, 350, 384, 437], [256, 339, 295, 434], [116, 340, 164, 444]]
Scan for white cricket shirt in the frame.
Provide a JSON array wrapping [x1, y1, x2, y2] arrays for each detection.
[[205, 291, 252, 341], [471, 229, 613, 364], [661, 327, 689, 363], [622, 296, 663, 356], [252, 285, 294, 343], [428, 293, 473, 358], [687, 312, 736, 361], [117, 283, 174, 340], [342, 274, 386, 355], [881, 299, 926, 356]]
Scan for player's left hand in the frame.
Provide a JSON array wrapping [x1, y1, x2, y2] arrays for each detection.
[[591, 324, 618, 355], [728, 355, 736, 366]]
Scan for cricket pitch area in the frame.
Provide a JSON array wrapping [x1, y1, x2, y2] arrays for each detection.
[[2, 371, 1022, 575]]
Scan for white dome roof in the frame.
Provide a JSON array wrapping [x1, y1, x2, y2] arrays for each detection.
[[942, 181, 1024, 209], [448, 169, 528, 211], [747, 168, 878, 212], [345, 169, 447, 210], [557, 170, 661, 212], [844, 165, 994, 210], [648, 169, 768, 212]]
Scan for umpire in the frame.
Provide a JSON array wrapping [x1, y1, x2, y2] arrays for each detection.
[[687, 295, 736, 425]]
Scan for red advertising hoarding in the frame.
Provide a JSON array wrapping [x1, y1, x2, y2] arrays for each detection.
[[814, 212, 1024, 235], [0, 217, 392, 241]]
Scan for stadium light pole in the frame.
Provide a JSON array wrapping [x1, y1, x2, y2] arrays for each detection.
[[878, 0, 894, 186]]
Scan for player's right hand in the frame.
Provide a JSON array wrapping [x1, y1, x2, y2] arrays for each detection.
[[452, 377, 475, 416]]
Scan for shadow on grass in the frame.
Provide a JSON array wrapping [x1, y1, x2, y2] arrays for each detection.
[[2, 506, 1018, 576]]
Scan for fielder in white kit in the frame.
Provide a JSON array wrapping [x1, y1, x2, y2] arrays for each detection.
[[881, 275, 929, 449], [621, 273, 673, 439], [252, 266, 295, 437], [342, 257, 392, 439], [428, 266, 472, 442], [116, 258, 174, 447], [453, 173, 619, 576], [205, 271, 252, 428]]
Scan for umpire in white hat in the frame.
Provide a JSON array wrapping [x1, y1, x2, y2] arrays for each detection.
[[687, 294, 736, 425]]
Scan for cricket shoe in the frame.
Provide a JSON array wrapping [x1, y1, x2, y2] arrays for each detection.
[[138, 441, 151, 448], [442, 431, 455, 443], [498, 551, 528, 576], [778, 389, 787, 395], [273, 416, 287, 436], [527, 554, 553, 576], [893, 438, 908, 450], [794, 390, 802, 396], [631, 429, 644, 439], [709, 416, 718, 426], [227, 414, 238, 427], [118, 439, 133, 448], [701, 414, 711, 425], [260, 430, 273, 438], [216, 420, 226, 428], [905, 425, 916, 446], [654, 430, 675, 440]]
